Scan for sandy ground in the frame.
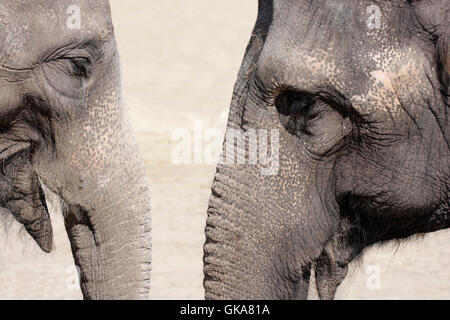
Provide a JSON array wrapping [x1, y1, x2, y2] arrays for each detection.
[[0, 1, 449, 300]]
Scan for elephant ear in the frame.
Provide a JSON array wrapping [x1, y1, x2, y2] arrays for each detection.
[[0, 150, 53, 252]]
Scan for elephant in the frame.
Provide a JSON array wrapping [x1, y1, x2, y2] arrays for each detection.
[[203, 0, 449, 300], [0, 0, 151, 299]]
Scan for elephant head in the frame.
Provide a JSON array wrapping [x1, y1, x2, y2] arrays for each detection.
[[204, 0, 449, 299], [0, 0, 151, 299]]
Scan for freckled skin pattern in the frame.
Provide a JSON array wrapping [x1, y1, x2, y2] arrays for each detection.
[[0, 0, 151, 299], [204, 0, 449, 300]]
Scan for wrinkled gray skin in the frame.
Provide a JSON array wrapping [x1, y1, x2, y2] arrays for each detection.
[[0, 0, 151, 299], [204, 0, 449, 299]]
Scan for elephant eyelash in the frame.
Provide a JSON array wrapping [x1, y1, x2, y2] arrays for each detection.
[[52, 56, 92, 78], [276, 87, 373, 127], [44, 46, 94, 79], [47, 56, 92, 79]]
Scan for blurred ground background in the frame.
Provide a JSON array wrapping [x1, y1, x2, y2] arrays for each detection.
[[0, 0, 448, 300]]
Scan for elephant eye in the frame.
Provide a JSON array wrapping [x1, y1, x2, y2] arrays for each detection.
[[275, 90, 315, 116], [65, 57, 92, 78], [275, 90, 317, 136], [50, 55, 92, 79]]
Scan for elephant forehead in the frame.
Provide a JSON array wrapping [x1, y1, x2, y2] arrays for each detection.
[[257, 10, 433, 122], [0, 0, 112, 68], [258, 35, 428, 89], [256, 41, 340, 92], [352, 48, 431, 118]]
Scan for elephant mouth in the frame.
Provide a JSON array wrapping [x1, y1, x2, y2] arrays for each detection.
[[0, 148, 53, 253]]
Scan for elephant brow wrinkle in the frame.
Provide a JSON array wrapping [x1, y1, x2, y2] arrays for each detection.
[[41, 39, 100, 63], [314, 87, 364, 124]]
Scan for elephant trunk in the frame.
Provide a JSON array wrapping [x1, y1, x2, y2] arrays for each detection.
[[204, 164, 321, 300], [62, 145, 152, 300], [48, 117, 151, 300]]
